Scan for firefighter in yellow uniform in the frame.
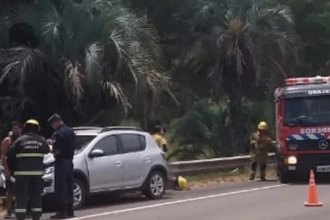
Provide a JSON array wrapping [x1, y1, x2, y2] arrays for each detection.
[[249, 121, 274, 181], [152, 125, 168, 152]]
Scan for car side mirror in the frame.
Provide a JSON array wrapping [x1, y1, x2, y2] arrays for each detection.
[[88, 149, 104, 158]]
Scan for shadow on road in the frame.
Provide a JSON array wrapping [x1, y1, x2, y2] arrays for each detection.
[[262, 179, 278, 183], [85, 192, 173, 210], [44, 191, 174, 212], [287, 176, 330, 185]]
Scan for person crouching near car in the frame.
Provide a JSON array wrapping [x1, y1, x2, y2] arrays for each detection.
[[1, 121, 22, 219], [7, 119, 49, 220], [151, 125, 168, 153], [150, 125, 189, 190]]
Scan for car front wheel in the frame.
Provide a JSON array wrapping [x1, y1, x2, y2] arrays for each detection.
[[73, 178, 86, 209], [143, 171, 165, 199]]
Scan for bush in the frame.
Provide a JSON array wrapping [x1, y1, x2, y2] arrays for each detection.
[[168, 99, 274, 161], [168, 99, 226, 160]]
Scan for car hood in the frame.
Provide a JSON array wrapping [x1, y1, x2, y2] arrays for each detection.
[[43, 144, 81, 165], [43, 153, 55, 164], [43, 151, 80, 165]]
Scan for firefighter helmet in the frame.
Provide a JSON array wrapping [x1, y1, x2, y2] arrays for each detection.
[[25, 119, 40, 127], [257, 121, 268, 130]]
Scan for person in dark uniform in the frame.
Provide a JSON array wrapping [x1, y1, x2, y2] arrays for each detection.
[[1, 121, 22, 219], [47, 114, 75, 219], [7, 119, 50, 220]]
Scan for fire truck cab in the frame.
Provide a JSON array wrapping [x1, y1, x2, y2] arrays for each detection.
[[275, 75, 330, 183]]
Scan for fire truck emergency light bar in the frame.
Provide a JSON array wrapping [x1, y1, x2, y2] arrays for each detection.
[[285, 75, 330, 86]]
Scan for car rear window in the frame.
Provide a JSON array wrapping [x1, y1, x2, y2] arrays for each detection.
[[121, 134, 146, 153]]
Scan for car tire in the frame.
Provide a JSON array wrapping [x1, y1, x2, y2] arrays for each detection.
[[143, 171, 165, 200], [73, 178, 86, 209]]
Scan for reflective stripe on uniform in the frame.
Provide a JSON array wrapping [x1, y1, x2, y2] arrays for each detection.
[[16, 153, 44, 158], [15, 208, 27, 213], [31, 208, 42, 212], [14, 171, 44, 176]]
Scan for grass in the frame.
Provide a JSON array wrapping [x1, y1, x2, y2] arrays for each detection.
[[185, 166, 277, 189]]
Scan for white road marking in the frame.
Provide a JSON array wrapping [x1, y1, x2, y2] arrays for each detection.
[[68, 184, 286, 220]]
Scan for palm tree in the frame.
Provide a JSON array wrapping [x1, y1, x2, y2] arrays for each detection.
[[193, 0, 297, 153], [0, 0, 171, 125]]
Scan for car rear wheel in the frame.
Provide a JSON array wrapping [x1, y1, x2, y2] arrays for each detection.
[[143, 171, 165, 199], [73, 178, 86, 209]]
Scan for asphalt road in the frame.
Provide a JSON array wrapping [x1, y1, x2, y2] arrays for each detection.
[[41, 178, 330, 220]]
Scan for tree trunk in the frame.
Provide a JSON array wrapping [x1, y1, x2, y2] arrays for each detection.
[[227, 86, 248, 155]]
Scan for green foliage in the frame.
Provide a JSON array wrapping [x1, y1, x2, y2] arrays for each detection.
[[0, 0, 329, 159], [169, 99, 228, 160], [0, 0, 170, 133], [277, 0, 330, 74], [248, 101, 275, 135], [168, 98, 275, 161]]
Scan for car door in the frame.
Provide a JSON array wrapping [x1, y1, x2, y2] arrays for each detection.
[[120, 134, 150, 187], [86, 135, 123, 192]]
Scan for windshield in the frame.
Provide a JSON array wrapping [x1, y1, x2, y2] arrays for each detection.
[[284, 96, 330, 126], [75, 135, 96, 152]]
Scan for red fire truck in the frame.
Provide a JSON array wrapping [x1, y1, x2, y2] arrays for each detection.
[[275, 75, 330, 183]]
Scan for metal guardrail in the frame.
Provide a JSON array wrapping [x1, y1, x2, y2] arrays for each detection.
[[0, 153, 277, 184], [168, 153, 276, 175]]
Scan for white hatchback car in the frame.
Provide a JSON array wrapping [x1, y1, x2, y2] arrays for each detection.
[[42, 126, 168, 209]]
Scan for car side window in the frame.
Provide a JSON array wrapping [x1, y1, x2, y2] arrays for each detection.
[[94, 136, 118, 156], [139, 135, 146, 149], [121, 134, 146, 153]]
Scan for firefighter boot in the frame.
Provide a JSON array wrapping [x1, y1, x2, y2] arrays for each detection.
[[249, 171, 256, 181], [15, 213, 26, 220], [260, 164, 267, 181], [50, 202, 67, 219], [249, 162, 257, 181], [32, 213, 41, 220]]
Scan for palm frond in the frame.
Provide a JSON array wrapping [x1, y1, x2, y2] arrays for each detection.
[[85, 42, 104, 82], [0, 61, 20, 84], [64, 60, 84, 107], [127, 41, 170, 94], [102, 80, 131, 114], [1, 47, 44, 97], [75, 0, 105, 20], [104, 6, 170, 97], [109, 29, 129, 79], [106, 6, 161, 59], [41, 5, 64, 47]]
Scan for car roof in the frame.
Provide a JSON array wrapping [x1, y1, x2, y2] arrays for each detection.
[[73, 126, 147, 136]]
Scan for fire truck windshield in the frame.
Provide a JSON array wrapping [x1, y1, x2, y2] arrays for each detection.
[[284, 96, 330, 126]]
